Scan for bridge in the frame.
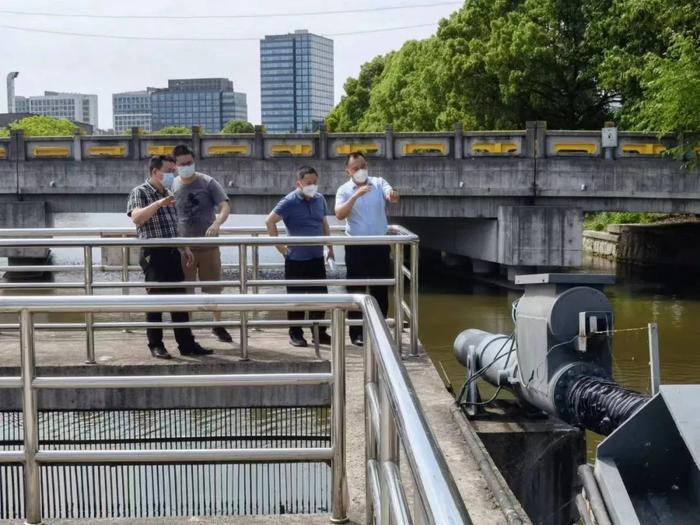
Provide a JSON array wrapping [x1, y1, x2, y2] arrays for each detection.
[[1, 121, 698, 274]]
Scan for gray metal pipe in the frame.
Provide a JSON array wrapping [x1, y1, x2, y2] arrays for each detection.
[[578, 464, 613, 525], [453, 329, 516, 387], [33, 372, 332, 390], [35, 447, 333, 464], [331, 308, 349, 523], [21, 310, 41, 524], [383, 461, 414, 525]]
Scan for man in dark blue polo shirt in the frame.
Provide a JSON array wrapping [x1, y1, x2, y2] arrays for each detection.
[[265, 166, 335, 347]]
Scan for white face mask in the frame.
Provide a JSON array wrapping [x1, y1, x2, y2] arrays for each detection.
[[162, 172, 175, 189], [177, 164, 195, 179], [352, 169, 368, 184], [301, 184, 318, 198]]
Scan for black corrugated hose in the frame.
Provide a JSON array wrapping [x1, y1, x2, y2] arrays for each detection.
[[567, 376, 649, 435]]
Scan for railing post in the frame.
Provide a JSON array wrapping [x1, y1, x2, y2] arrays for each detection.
[[409, 242, 419, 357], [379, 378, 400, 525], [72, 128, 82, 161], [121, 237, 131, 330], [365, 315, 379, 524], [252, 234, 260, 295], [239, 244, 249, 360], [20, 309, 42, 524], [393, 242, 404, 356], [331, 308, 348, 523], [84, 245, 95, 364]]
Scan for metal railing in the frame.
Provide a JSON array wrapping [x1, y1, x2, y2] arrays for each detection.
[[0, 225, 419, 362], [0, 293, 470, 524]]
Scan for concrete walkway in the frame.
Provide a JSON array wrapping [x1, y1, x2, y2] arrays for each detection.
[[0, 319, 510, 524]]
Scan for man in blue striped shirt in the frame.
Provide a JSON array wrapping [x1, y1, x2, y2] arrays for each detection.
[[335, 152, 399, 346]]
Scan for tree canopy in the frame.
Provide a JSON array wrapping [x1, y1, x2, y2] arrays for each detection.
[[221, 120, 255, 133], [151, 127, 191, 135], [1, 115, 78, 137], [327, 0, 700, 138]]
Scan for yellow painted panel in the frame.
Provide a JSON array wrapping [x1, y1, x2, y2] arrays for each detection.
[[403, 143, 447, 154], [88, 145, 126, 157], [335, 143, 380, 155], [554, 143, 598, 154], [147, 145, 177, 156], [472, 142, 518, 154], [208, 145, 249, 156], [33, 146, 70, 158], [0, 147, 6, 159], [622, 143, 667, 155], [271, 144, 312, 155]]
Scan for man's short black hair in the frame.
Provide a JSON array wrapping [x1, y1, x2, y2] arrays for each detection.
[[345, 151, 366, 166], [149, 154, 175, 174], [296, 165, 318, 179], [172, 144, 194, 158]]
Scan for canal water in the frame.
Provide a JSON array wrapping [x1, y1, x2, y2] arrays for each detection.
[[6, 213, 700, 460]]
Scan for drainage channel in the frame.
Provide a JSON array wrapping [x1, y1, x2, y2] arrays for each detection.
[[0, 407, 331, 520]]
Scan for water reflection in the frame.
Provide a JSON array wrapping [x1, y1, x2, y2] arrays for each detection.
[[417, 255, 700, 459]]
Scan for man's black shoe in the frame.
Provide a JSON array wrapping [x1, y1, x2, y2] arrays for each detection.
[[212, 327, 233, 343], [149, 344, 172, 359], [351, 335, 364, 347], [179, 343, 214, 356], [289, 335, 308, 347], [313, 331, 332, 346]]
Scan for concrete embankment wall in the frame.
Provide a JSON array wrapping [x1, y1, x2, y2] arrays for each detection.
[[583, 222, 700, 267]]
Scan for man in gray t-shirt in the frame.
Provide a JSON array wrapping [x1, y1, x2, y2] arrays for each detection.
[[172, 145, 232, 343]]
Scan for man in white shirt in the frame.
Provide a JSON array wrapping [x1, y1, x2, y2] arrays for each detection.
[[335, 151, 399, 346]]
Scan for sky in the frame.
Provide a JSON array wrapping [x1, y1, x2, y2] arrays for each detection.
[[0, 0, 461, 130]]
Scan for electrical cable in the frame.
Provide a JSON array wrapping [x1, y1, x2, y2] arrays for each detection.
[[0, 23, 439, 42], [456, 333, 514, 406], [0, 2, 461, 20], [463, 386, 503, 407]]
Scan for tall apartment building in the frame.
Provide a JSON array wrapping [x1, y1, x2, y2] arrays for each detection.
[[150, 78, 248, 133], [14, 91, 99, 128], [260, 30, 334, 133], [112, 89, 154, 133]]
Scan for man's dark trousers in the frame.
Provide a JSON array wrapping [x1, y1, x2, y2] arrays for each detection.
[[345, 244, 391, 340], [284, 257, 328, 339], [139, 247, 196, 349]]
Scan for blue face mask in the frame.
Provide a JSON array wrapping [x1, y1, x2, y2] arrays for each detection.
[[163, 172, 175, 189]]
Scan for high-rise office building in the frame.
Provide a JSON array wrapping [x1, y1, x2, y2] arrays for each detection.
[[222, 91, 248, 123], [260, 30, 334, 133], [113, 89, 155, 133], [150, 78, 248, 133], [14, 91, 98, 128]]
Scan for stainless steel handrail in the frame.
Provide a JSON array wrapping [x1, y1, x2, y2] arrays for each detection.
[[0, 225, 420, 361], [0, 293, 470, 524], [362, 296, 473, 525]]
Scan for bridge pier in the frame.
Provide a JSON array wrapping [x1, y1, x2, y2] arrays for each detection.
[[398, 205, 582, 280], [0, 201, 49, 265]]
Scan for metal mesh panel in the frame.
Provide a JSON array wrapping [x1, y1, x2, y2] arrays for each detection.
[[0, 407, 331, 519]]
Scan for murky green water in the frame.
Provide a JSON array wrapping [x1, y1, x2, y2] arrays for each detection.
[[418, 255, 700, 457]]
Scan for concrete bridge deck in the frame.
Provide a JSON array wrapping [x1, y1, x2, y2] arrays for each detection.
[[0, 323, 516, 524], [2, 123, 698, 272]]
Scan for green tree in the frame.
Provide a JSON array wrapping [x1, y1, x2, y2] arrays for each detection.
[[326, 54, 391, 131], [0, 128, 8, 138], [589, 0, 700, 150], [221, 120, 255, 133], [632, 35, 700, 152], [7, 115, 78, 136], [151, 127, 191, 135], [328, 0, 615, 131]]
